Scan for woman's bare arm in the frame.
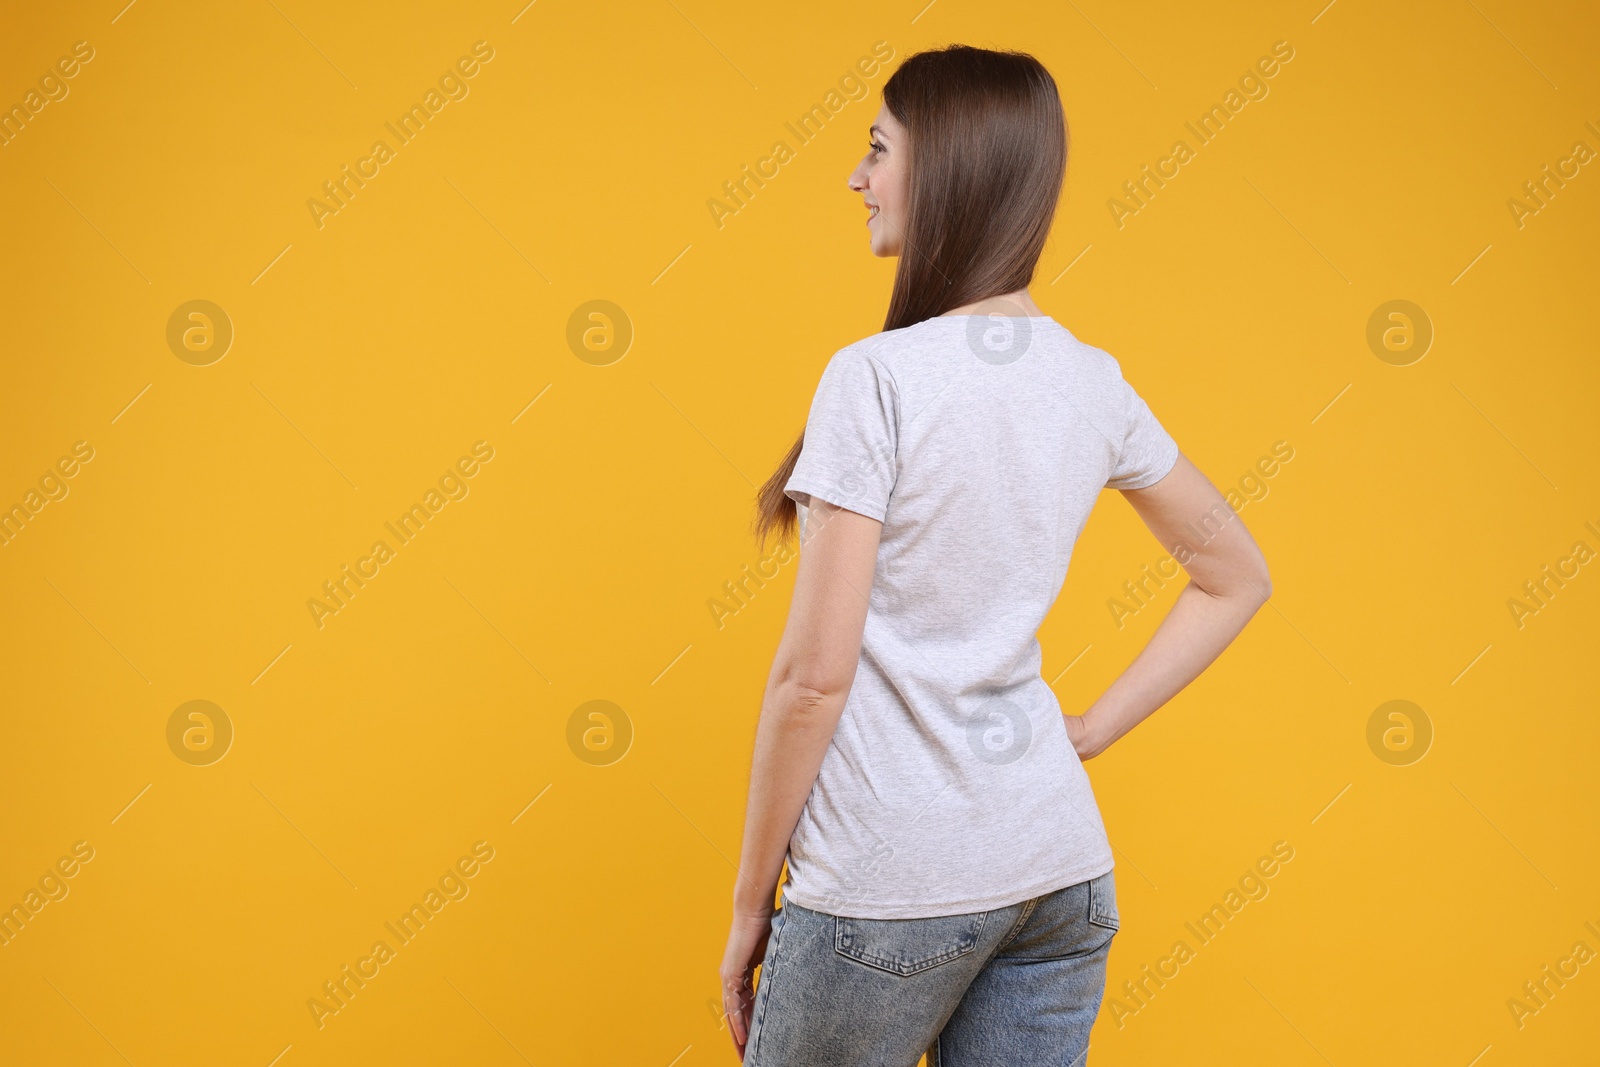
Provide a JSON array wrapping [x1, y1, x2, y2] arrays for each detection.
[[1068, 452, 1272, 759], [731, 498, 883, 917], [720, 500, 883, 1054]]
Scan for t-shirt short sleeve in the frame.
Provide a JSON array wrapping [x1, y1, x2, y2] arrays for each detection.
[[784, 347, 899, 522], [1105, 367, 1180, 490]]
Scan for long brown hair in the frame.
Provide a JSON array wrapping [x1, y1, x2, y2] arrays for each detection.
[[752, 44, 1069, 544]]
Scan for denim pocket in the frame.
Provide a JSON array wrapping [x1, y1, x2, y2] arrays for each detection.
[[834, 910, 988, 976], [1087, 869, 1119, 932]]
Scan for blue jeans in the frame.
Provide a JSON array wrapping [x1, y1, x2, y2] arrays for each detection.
[[742, 869, 1119, 1066]]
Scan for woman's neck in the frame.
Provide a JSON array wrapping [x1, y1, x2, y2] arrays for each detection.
[[941, 288, 1048, 317]]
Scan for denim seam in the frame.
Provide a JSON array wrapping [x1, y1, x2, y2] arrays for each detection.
[[834, 911, 988, 976], [994, 896, 1039, 954], [1004, 931, 1118, 963], [745, 907, 789, 1066], [1088, 872, 1119, 930]]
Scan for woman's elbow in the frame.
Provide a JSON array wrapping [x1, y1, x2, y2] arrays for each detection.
[[1208, 550, 1270, 604], [1244, 551, 1272, 603], [771, 661, 857, 709]]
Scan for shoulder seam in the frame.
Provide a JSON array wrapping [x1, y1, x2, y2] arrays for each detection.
[[834, 337, 899, 388], [832, 339, 902, 460], [846, 331, 897, 359]]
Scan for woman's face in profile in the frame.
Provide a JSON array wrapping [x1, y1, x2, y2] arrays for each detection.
[[848, 104, 908, 258]]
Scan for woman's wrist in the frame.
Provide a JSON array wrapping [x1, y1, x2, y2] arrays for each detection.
[[1076, 708, 1114, 760], [733, 881, 779, 917]]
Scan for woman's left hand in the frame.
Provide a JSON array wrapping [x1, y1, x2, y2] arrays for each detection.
[[1065, 711, 1105, 761], [718, 906, 775, 1061]]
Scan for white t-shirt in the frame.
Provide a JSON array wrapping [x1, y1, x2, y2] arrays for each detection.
[[781, 313, 1180, 920]]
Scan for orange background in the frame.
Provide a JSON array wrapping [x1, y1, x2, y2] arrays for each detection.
[[1, 1, 1596, 1064]]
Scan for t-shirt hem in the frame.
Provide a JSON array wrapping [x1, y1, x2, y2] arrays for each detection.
[[1107, 439, 1180, 491], [780, 855, 1115, 920], [783, 480, 888, 523]]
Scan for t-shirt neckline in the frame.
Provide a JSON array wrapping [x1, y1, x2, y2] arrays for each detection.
[[935, 313, 1059, 323]]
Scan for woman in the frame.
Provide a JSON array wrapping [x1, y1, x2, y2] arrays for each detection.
[[720, 44, 1270, 1066]]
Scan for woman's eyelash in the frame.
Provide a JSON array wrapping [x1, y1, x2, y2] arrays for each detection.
[[869, 140, 885, 153]]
